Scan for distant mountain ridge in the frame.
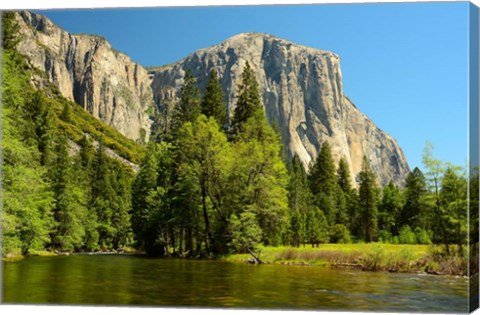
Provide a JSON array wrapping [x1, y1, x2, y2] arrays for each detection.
[[15, 11, 410, 186]]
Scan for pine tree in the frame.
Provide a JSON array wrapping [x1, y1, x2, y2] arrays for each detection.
[[60, 102, 72, 123], [50, 132, 87, 251], [287, 155, 310, 247], [440, 166, 467, 255], [172, 70, 201, 136], [201, 70, 228, 129], [399, 167, 427, 232], [132, 142, 174, 255], [76, 135, 98, 250], [131, 143, 160, 251], [79, 135, 94, 172], [378, 180, 403, 235], [91, 138, 115, 248], [337, 157, 352, 193], [2, 12, 20, 51], [308, 141, 338, 226], [110, 161, 133, 249], [358, 156, 378, 242], [26, 91, 55, 166], [305, 207, 330, 247], [231, 61, 262, 136]]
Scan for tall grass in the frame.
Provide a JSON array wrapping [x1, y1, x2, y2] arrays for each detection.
[[222, 243, 467, 275]]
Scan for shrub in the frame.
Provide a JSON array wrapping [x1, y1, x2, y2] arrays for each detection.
[[330, 224, 352, 244], [378, 229, 392, 243], [392, 236, 399, 244], [362, 244, 385, 271], [398, 225, 416, 244], [414, 227, 432, 245]]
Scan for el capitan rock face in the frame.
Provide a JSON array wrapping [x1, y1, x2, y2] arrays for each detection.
[[15, 11, 153, 142], [15, 10, 409, 186], [149, 33, 410, 186]]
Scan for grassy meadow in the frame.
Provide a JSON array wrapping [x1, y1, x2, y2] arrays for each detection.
[[222, 243, 468, 276]]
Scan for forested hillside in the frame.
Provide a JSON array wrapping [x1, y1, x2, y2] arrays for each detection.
[[2, 12, 475, 274], [2, 12, 140, 256]]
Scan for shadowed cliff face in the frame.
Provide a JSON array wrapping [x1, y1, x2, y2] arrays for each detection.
[[150, 33, 410, 186], [16, 11, 153, 142], [15, 10, 409, 186]]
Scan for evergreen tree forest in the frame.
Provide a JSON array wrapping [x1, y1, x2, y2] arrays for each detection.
[[1, 13, 473, 262]]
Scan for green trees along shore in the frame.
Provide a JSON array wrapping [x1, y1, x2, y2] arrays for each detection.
[[1, 13, 475, 272]]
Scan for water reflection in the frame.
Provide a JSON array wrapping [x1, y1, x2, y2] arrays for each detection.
[[2, 255, 468, 312]]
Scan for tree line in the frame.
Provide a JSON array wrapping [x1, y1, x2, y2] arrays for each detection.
[[132, 60, 472, 259], [2, 13, 473, 260]]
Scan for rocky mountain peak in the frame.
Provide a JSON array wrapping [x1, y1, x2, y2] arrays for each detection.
[[16, 10, 153, 142], [150, 32, 409, 187], [15, 11, 409, 187]]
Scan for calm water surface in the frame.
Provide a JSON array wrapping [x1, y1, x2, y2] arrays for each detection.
[[2, 255, 468, 312]]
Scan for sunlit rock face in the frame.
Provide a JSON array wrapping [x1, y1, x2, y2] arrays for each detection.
[[16, 11, 153, 142], [150, 32, 410, 186], [16, 9, 409, 186]]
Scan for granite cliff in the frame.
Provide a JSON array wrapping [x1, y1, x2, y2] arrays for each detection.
[[149, 33, 409, 186], [15, 11, 409, 186], [15, 11, 153, 142]]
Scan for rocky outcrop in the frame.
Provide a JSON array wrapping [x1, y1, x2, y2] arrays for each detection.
[[15, 11, 153, 142], [14, 9, 409, 186], [150, 33, 409, 186]]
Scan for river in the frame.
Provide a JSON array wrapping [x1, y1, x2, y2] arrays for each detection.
[[1, 255, 468, 312]]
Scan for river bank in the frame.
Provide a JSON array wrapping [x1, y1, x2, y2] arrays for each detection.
[[222, 244, 468, 276], [2, 247, 142, 262], [3, 243, 467, 276], [3, 254, 468, 311]]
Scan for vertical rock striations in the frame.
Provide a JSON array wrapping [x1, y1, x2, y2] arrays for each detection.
[[149, 33, 409, 186], [14, 10, 409, 186], [15, 10, 153, 142]]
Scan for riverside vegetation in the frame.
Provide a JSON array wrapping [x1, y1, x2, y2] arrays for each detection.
[[2, 13, 477, 277]]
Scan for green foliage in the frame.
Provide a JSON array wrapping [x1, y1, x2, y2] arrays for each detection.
[[60, 102, 72, 123], [358, 156, 378, 242], [378, 180, 403, 234], [231, 61, 263, 136], [362, 244, 385, 271], [439, 166, 468, 255], [286, 155, 310, 247], [414, 227, 432, 245], [398, 226, 417, 244], [329, 224, 351, 244], [337, 157, 352, 193], [3, 15, 468, 265], [26, 91, 55, 166], [308, 142, 339, 226], [131, 142, 174, 255], [2, 12, 20, 51], [230, 211, 262, 254], [2, 46, 55, 256], [400, 167, 427, 231], [172, 70, 201, 136], [305, 207, 330, 246], [231, 110, 289, 246], [50, 132, 87, 251], [377, 230, 392, 244], [201, 70, 228, 129]]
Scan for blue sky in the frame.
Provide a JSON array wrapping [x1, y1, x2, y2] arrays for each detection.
[[37, 2, 470, 171]]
